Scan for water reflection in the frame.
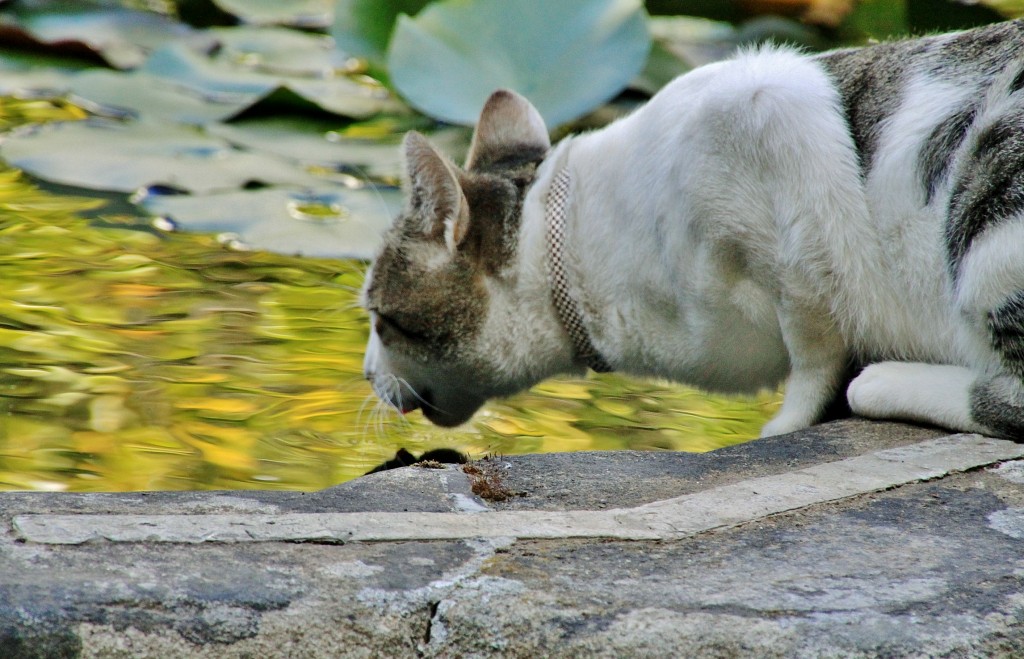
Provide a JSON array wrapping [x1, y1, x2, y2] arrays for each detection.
[[0, 99, 780, 492]]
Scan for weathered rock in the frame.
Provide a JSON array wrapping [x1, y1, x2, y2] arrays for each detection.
[[0, 419, 1022, 657]]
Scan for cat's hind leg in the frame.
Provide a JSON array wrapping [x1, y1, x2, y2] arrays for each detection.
[[951, 277, 1024, 438], [969, 372, 1024, 438], [937, 88, 1024, 439], [852, 222, 1024, 439]]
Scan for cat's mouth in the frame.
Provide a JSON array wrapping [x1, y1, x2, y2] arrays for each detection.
[[417, 388, 484, 428], [371, 370, 486, 427]]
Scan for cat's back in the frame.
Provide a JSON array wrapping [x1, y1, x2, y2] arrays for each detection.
[[819, 20, 1024, 175]]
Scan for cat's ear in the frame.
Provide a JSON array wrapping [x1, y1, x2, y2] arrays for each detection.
[[404, 131, 470, 253], [465, 89, 550, 171]]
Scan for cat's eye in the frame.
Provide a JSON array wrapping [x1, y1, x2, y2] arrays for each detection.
[[375, 312, 429, 343]]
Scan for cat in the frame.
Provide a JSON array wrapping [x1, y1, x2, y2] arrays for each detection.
[[363, 19, 1024, 440]]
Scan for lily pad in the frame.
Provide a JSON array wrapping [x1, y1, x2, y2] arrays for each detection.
[[213, 0, 334, 29], [206, 117, 469, 182], [0, 66, 74, 99], [0, 46, 92, 97], [138, 185, 402, 259], [210, 25, 351, 77], [208, 117, 395, 168], [142, 32, 399, 118], [68, 70, 245, 123], [1, 117, 324, 194], [386, 0, 651, 127], [0, 3, 215, 69], [331, 0, 433, 65]]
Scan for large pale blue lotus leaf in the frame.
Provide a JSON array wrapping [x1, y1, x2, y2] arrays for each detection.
[[143, 41, 272, 99], [386, 0, 651, 127], [0, 118, 323, 194], [139, 186, 403, 259], [331, 0, 433, 64]]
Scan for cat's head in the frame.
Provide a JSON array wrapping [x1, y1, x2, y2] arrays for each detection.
[[362, 90, 552, 426]]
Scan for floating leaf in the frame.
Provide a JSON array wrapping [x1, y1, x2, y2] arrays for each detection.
[[142, 32, 399, 119], [0, 4, 215, 69], [211, 25, 350, 77], [138, 185, 402, 259], [0, 47, 89, 97], [213, 0, 334, 29], [387, 0, 651, 127], [1, 117, 324, 193], [206, 117, 469, 182], [206, 117, 402, 176], [331, 0, 433, 65], [68, 70, 245, 123]]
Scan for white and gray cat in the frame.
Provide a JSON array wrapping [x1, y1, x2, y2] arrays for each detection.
[[363, 20, 1024, 440]]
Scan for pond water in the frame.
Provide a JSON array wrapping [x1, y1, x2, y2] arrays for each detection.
[[0, 98, 780, 492]]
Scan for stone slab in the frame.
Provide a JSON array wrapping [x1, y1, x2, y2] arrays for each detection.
[[1, 419, 1023, 657]]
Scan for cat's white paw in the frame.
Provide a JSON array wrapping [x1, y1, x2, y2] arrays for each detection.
[[760, 414, 812, 438], [846, 362, 905, 417], [847, 361, 979, 432]]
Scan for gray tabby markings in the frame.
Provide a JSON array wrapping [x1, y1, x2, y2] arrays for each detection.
[[919, 105, 976, 205], [988, 292, 1024, 377], [946, 111, 1024, 274], [972, 374, 1024, 437], [819, 43, 914, 175]]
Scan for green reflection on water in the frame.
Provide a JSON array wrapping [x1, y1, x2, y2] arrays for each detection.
[[0, 97, 780, 492]]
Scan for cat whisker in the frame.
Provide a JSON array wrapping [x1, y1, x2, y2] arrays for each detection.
[[370, 394, 396, 439], [356, 392, 379, 436], [362, 374, 422, 435], [394, 376, 450, 415], [342, 298, 366, 313], [371, 400, 389, 439]]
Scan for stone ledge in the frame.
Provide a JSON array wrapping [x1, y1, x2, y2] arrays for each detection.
[[2, 419, 1023, 657]]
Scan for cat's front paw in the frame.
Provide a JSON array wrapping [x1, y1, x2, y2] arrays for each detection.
[[846, 362, 903, 418], [760, 413, 812, 438], [847, 361, 978, 431]]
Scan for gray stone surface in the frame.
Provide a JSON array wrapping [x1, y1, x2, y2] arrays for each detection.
[[486, 418, 946, 511], [1, 419, 1023, 657]]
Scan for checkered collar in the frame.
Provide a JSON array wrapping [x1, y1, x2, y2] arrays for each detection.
[[544, 167, 613, 373]]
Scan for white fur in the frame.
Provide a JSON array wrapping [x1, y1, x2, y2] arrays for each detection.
[[477, 47, 1010, 436], [554, 48, 868, 432], [369, 44, 1023, 437], [957, 212, 1024, 318], [855, 75, 976, 362], [847, 362, 993, 434]]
